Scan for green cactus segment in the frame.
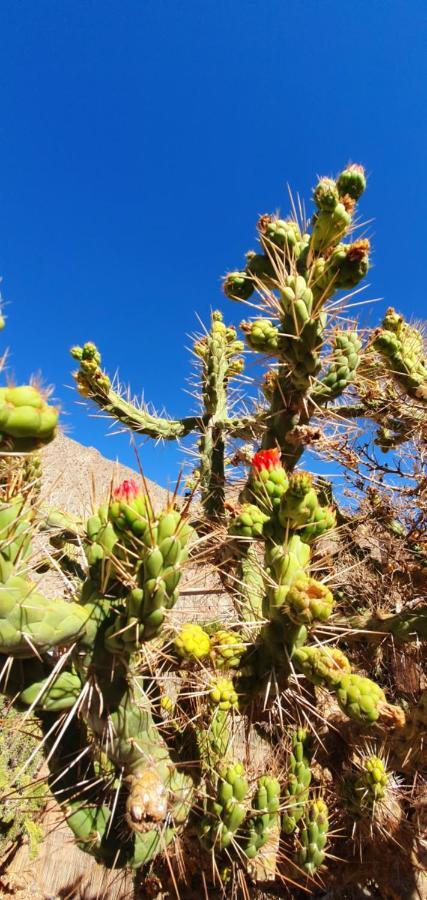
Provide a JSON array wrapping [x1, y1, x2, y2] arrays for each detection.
[[373, 307, 427, 399], [241, 319, 279, 354], [313, 330, 363, 403], [283, 577, 334, 626], [66, 802, 112, 855], [311, 203, 351, 254], [264, 534, 311, 621], [0, 576, 89, 657], [229, 504, 270, 539], [84, 504, 118, 568], [380, 606, 427, 642], [131, 509, 194, 641], [0, 385, 58, 450], [174, 623, 211, 660], [244, 775, 281, 859], [71, 343, 200, 440], [198, 762, 249, 852], [282, 728, 312, 834], [336, 164, 367, 201], [389, 691, 426, 774], [292, 645, 352, 687], [245, 449, 289, 513], [279, 276, 326, 391], [196, 706, 231, 772], [237, 543, 265, 623], [210, 630, 245, 669], [18, 669, 82, 711], [297, 798, 329, 876], [279, 472, 337, 541], [195, 311, 244, 517], [350, 756, 389, 814], [209, 676, 239, 710], [0, 496, 33, 581]]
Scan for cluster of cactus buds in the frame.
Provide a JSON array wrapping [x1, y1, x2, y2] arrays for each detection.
[[374, 307, 427, 399], [0, 386, 58, 451]]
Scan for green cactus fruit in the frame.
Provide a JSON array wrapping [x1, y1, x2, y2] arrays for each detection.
[[282, 728, 312, 834], [244, 775, 281, 859], [297, 797, 329, 876], [174, 623, 211, 660], [313, 330, 362, 403], [223, 271, 254, 301], [292, 645, 352, 687], [18, 669, 82, 711], [313, 177, 339, 212], [0, 385, 58, 449], [229, 503, 270, 539], [336, 163, 366, 201], [336, 673, 402, 725], [258, 215, 301, 254], [210, 630, 245, 669], [0, 575, 89, 657], [241, 319, 279, 354], [284, 577, 334, 626], [209, 675, 239, 710], [108, 478, 150, 538], [311, 203, 351, 252], [246, 448, 289, 513]]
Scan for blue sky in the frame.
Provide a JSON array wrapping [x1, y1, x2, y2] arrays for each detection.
[[0, 1, 426, 488]]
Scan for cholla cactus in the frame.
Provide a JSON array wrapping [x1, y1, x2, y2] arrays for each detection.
[[0, 163, 425, 897]]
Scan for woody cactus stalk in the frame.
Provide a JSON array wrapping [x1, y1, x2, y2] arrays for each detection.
[[0, 163, 425, 897]]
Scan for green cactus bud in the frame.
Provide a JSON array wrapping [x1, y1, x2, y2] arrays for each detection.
[[223, 271, 254, 301], [108, 478, 150, 538], [313, 177, 339, 212], [210, 630, 245, 669], [0, 386, 58, 450], [297, 797, 329, 876], [241, 319, 279, 354], [174, 623, 210, 660], [245, 449, 289, 513], [373, 307, 427, 399], [229, 503, 270, 539], [336, 163, 366, 201], [284, 577, 334, 626], [209, 675, 239, 710], [336, 673, 403, 725], [258, 215, 301, 254], [350, 756, 389, 814]]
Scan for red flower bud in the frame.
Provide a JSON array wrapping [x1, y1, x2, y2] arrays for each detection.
[[113, 478, 140, 502], [251, 448, 282, 472]]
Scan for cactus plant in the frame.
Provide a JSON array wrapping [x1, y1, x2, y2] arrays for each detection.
[[0, 162, 425, 897]]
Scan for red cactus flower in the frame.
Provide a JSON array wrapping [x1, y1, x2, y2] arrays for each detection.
[[113, 478, 140, 502], [251, 448, 282, 471]]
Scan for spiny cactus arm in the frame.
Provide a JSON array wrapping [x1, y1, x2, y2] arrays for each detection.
[[194, 312, 244, 517], [0, 385, 58, 452], [0, 575, 91, 658], [346, 605, 427, 643], [296, 797, 329, 876], [198, 762, 249, 852], [373, 307, 427, 400], [237, 543, 265, 623], [312, 330, 362, 405], [17, 667, 83, 711], [282, 728, 312, 834], [71, 343, 200, 440], [243, 775, 281, 859], [345, 755, 390, 815]]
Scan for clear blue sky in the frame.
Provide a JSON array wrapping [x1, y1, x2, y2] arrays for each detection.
[[0, 1, 426, 488]]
